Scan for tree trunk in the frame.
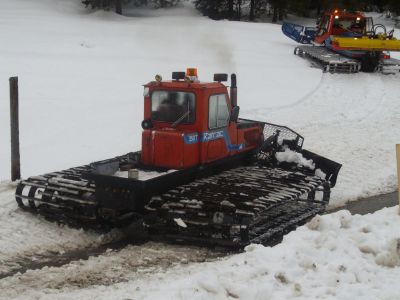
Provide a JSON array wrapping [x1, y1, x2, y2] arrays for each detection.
[[278, 1, 284, 21], [316, 0, 321, 16], [115, 0, 122, 14], [272, 5, 277, 23], [228, 0, 234, 20], [237, 0, 242, 21], [249, 0, 255, 21]]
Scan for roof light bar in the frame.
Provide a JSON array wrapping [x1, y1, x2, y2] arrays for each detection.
[[186, 68, 199, 82]]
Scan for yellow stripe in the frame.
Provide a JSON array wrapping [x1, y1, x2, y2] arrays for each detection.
[[333, 36, 400, 51]]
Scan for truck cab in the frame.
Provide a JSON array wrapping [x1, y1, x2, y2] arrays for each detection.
[[140, 69, 263, 169], [315, 9, 370, 45]]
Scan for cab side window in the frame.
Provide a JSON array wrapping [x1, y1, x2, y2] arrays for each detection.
[[209, 94, 229, 129]]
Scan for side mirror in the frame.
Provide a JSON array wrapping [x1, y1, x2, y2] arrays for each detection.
[[230, 106, 240, 122]]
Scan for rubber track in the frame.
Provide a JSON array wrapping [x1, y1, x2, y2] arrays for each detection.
[[295, 45, 361, 73], [145, 165, 328, 248], [15, 155, 329, 248], [15, 154, 133, 229]]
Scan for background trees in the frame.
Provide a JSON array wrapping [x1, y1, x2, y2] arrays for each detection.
[[194, 0, 400, 21], [82, 0, 400, 19], [82, 0, 180, 14]]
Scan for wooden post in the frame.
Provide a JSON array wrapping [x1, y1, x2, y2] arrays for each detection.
[[397, 144, 400, 208], [10, 77, 21, 181]]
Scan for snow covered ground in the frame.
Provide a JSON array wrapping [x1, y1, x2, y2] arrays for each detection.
[[1, 206, 400, 300], [0, 1, 399, 298]]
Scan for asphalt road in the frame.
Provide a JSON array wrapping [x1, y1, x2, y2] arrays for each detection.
[[328, 191, 398, 215]]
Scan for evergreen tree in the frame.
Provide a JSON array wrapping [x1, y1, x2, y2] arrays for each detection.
[[152, 0, 180, 8], [84, 0, 400, 20], [386, 0, 400, 14], [82, 0, 181, 14], [194, 0, 268, 21], [194, 0, 229, 20]]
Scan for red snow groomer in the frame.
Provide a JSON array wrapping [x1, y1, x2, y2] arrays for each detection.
[[283, 9, 400, 73], [16, 69, 341, 248]]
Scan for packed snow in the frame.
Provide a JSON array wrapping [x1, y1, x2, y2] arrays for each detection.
[[1, 206, 400, 300], [0, 0, 399, 298]]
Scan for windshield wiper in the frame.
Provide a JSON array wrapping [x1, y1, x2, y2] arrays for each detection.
[[171, 111, 190, 128]]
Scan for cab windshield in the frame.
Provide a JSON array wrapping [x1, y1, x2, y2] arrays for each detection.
[[151, 91, 195, 124], [333, 17, 366, 34]]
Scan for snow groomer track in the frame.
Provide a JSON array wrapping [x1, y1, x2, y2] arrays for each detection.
[[146, 165, 329, 247], [295, 45, 361, 73]]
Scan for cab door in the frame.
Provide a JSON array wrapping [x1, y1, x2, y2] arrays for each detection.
[[202, 93, 231, 163]]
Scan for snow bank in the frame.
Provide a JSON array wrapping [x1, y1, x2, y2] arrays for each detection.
[[1, 207, 399, 300]]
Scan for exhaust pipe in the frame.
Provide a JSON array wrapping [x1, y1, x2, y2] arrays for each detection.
[[230, 74, 237, 107]]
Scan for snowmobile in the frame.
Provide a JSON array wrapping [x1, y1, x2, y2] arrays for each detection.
[[15, 69, 341, 248], [282, 9, 400, 74]]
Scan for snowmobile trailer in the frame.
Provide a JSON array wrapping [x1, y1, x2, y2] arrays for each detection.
[[15, 69, 341, 248], [282, 9, 400, 74]]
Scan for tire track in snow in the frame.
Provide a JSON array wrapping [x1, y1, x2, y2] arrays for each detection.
[[264, 72, 326, 112], [266, 73, 388, 128], [242, 72, 326, 119], [303, 73, 386, 128], [0, 239, 131, 280], [0, 242, 221, 299], [0, 181, 125, 276]]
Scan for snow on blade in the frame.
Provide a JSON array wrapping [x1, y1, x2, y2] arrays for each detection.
[[275, 148, 315, 170]]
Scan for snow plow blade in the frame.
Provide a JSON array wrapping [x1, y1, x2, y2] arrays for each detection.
[[282, 22, 316, 44], [332, 36, 400, 52], [302, 149, 341, 188]]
